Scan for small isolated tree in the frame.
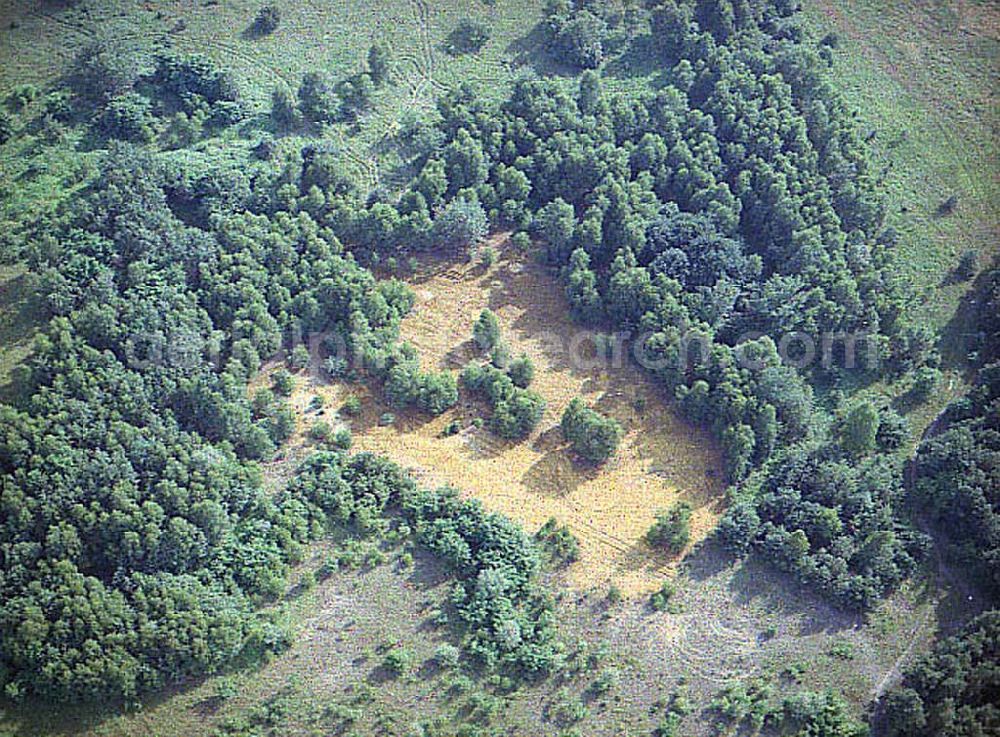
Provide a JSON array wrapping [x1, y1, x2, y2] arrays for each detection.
[[433, 643, 461, 670], [650, 579, 676, 612], [337, 72, 375, 119], [721, 423, 755, 483], [561, 398, 623, 464], [480, 245, 497, 267], [554, 11, 607, 69], [473, 309, 501, 351], [536, 197, 576, 263], [332, 428, 352, 450], [536, 518, 580, 563], [510, 231, 531, 251], [309, 420, 331, 442], [647, 502, 692, 553], [578, 69, 602, 115], [416, 371, 459, 415], [251, 5, 281, 36], [367, 43, 393, 86], [716, 501, 761, 557], [490, 342, 511, 370], [937, 194, 959, 216], [446, 18, 491, 55], [876, 406, 910, 450], [842, 401, 879, 456], [75, 37, 145, 101]]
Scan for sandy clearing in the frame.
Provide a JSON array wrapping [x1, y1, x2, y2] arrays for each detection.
[[261, 236, 724, 595]]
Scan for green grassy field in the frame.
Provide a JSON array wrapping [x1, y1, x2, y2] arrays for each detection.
[[805, 0, 997, 319], [0, 0, 545, 189], [802, 0, 999, 430], [0, 535, 957, 737]]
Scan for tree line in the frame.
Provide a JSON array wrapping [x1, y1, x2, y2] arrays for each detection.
[[255, 0, 934, 609]]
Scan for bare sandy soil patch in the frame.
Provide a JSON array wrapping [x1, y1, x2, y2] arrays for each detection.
[[263, 236, 724, 595]]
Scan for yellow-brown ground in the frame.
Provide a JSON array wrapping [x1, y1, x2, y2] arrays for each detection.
[[259, 236, 724, 595]]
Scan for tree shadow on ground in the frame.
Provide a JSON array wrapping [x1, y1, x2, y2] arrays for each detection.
[[936, 253, 998, 373], [504, 23, 579, 79], [730, 557, 865, 636], [522, 445, 595, 497]]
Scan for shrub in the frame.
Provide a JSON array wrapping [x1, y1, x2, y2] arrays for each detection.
[[909, 366, 941, 402], [289, 344, 311, 370], [332, 428, 352, 450], [97, 92, 155, 142], [272, 369, 295, 396], [591, 667, 620, 696], [214, 677, 239, 701], [6, 83, 37, 111], [535, 518, 580, 563], [0, 111, 14, 145], [342, 395, 362, 416], [938, 193, 958, 215], [650, 580, 676, 611], [446, 19, 491, 55], [251, 5, 281, 36], [433, 643, 461, 669], [382, 646, 415, 677], [473, 309, 501, 351], [782, 691, 866, 737], [560, 398, 623, 464], [508, 355, 535, 388], [647, 502, 692, 554], [309, 421, 331, 442]]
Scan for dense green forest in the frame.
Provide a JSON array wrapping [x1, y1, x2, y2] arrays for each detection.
[[0, 1, 995, 734], [877, 611, 1000, 737], [912, 263, 1000, 600]]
